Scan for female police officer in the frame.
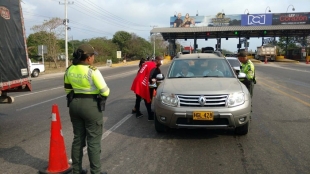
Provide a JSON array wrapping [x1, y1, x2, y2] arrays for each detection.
[[64, 44, 110, 174]]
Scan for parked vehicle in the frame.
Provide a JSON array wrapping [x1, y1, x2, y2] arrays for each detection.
[[201, 47, 214, 53], [182, 46, 194, 54], [225, 57, 241, 71], [256, 46, 277, 61], [29, 59, 45, 77], [153, 53, 252, 135], [0, 0, 32, 103]]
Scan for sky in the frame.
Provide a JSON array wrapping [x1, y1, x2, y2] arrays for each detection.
[[21, 0, 310, 53]]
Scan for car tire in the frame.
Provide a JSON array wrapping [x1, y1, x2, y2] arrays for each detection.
[[32, 69, 39, 77], [154, 112, 168, 133], [234, 121, 249, 135]]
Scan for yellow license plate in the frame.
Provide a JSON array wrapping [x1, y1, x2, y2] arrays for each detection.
[[193, 111, 214, 121]]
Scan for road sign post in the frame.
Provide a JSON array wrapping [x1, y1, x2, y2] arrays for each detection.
[[117, 51, 122, 63]]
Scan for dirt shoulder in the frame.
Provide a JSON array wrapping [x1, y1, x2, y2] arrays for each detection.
[[43, 58, 172, 75]]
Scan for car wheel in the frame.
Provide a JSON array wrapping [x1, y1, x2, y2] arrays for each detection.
[[234, 121, 249, 135], [154, 112, 168, 133], [32, 69, 39, 77]]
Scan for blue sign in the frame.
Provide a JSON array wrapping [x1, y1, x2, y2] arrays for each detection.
[[241, 14, 272, 26]]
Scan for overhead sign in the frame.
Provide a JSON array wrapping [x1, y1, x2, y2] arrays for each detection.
[[169, 12, 310, 27], [170, 12, 241, 27], [272, 13, 310, 25], [241, 14, 272, 26]]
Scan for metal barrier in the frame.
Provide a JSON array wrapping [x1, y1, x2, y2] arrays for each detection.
[[106, 59, 112, 67]]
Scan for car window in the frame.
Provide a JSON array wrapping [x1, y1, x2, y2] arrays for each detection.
[[168, 58, 234, 78], [227, 59, 241, 67]]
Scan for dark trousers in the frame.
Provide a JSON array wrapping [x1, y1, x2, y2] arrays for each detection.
[[242, 79, 254, 97], [69, 98, 103, 174], [134, 88, 155, 115]]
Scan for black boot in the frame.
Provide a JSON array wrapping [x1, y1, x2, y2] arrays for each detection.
[[136, 111, 143, 118], [148, 111, 154, 121], [81, 169, 88, 174]]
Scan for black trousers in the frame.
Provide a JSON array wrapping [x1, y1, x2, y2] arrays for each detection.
[[241, 79, 254, 97], [134, 88, 155, 115]]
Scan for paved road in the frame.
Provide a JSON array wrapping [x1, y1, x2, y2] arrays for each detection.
[[0, 62, 309, 174]]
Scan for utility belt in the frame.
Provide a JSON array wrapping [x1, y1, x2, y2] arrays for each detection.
[[73, 94, 97, 98], [66, 91, 108, 111]]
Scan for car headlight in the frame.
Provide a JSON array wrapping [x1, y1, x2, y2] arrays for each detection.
[[160, 93, 178, 107], [227, 92, 245, 107]]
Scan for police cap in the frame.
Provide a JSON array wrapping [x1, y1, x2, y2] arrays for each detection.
[[76, 44, 98, 55], [237, 51, 247, 58]]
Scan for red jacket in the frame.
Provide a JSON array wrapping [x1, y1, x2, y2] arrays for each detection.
[[131, 61, 156, 103]]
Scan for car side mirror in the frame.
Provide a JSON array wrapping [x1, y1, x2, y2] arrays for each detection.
[[156, 74, 165, 80], [237, 72, 246, 79]]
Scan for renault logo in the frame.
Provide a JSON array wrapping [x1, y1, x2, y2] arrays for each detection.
[[198, 96, 206, 106]]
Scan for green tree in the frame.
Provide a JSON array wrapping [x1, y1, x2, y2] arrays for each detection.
[[88, 37, 118, 63], [277, 37, 301, 55], [31, 17, 64, 68], [127, 33, 152, 60], [27, 31, 52, 59], [112, 31, 131, 59]]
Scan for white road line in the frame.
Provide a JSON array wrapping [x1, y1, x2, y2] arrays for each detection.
[[14, 87, 63, 98], [14, 70, 137, 98], [82, 114, 133, 155], [16, 95, 65, 111]]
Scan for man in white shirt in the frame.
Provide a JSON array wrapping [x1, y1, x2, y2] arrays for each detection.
[[176, 62, 194, 77], [203, 61, 224, 76]]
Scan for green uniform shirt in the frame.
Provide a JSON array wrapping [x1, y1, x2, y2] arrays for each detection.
[[240, 59, 255, 80], [64, 64, 110, 96]]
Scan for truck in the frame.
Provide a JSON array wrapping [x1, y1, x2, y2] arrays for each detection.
[[182, 46, 194, 54], [29, 59, 45, 77], [0, 0, 32, 103], [256, 46, 277, 61]]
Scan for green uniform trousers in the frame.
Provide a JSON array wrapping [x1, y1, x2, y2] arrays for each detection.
[[69, 97, 103, 174], [241, 79, 254, 97]]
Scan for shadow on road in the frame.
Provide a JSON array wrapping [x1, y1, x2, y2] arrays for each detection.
[[0, 146, 47, 171]]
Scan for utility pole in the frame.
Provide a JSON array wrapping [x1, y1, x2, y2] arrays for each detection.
[[150, 25, 158, 57], [59, 0, 73, 68]]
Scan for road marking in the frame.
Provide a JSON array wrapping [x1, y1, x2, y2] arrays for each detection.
[[16, 95, 65, 111], [259, 81, 310, 107], [262, 79, 310, 99], [14, 87, 63, 98], [82, 114, 133, 155], [13, 70, 137, 98]]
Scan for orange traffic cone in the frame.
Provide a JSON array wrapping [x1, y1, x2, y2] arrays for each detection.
[[39, 104, 72, 174]]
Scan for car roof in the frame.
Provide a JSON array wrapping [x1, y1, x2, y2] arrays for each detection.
[[225, 57, 239, 59], [175, 53, 224, 59]]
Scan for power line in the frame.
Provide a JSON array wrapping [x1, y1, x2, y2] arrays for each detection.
[[75, 0, 149, 27], [70, 2, 149, 31], [23, 11, 114, 35]]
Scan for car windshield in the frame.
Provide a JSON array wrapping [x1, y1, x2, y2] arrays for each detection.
[[227, 58, 241, 67], [167, 58, 235, 78]]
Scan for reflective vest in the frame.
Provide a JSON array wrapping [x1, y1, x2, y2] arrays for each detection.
[[240, 59, 255, 80], [64, 64, 110, 97]]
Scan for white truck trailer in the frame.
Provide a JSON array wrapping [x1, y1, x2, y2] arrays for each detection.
[[256, 46, 277, 61]]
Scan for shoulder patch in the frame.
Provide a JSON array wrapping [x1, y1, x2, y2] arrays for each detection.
[[89, 65, 97, 71]]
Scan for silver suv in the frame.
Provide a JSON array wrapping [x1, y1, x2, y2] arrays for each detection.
[[153, 53, 251, 135]]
